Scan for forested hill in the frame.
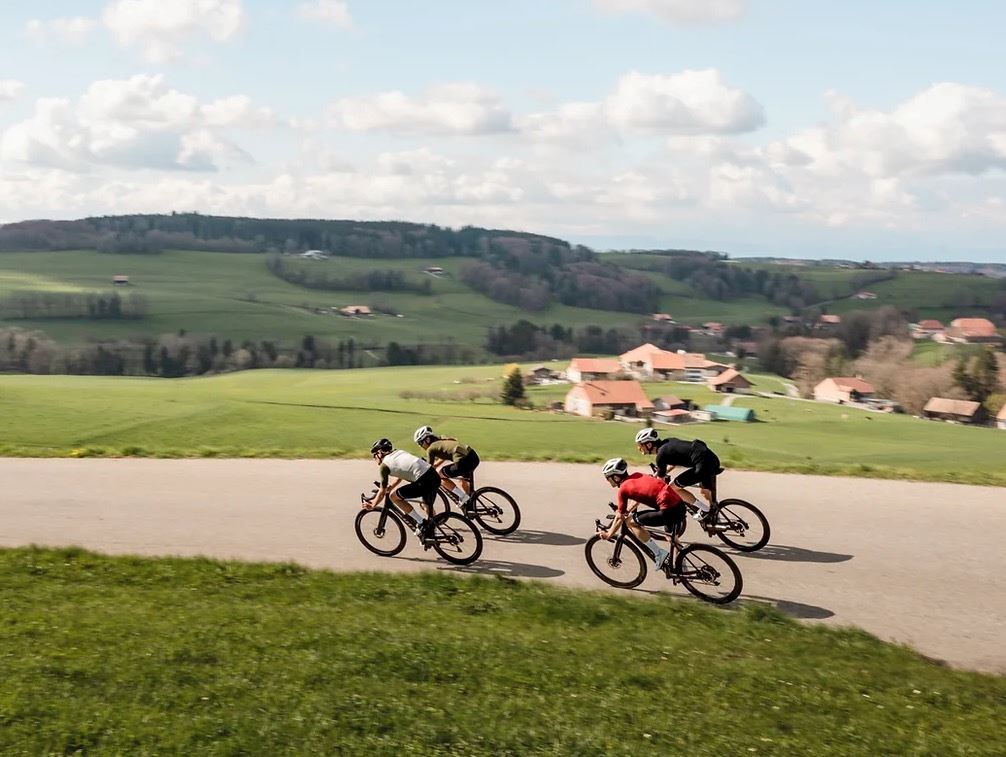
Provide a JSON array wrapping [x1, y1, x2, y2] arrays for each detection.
[[0, 213, 575, 258]]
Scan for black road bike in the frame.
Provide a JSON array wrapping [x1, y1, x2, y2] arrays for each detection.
[[434, 471, 521, 536], [355, 484, 483, 565], [585, 505, 742, 604], [651, 464, 770, 552]]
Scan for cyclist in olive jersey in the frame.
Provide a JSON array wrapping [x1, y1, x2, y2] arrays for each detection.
[[413, 426, 480, 505], [363, 438, 442, 536]]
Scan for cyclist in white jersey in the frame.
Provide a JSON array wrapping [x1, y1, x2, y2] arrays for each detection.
[[363, 438, 441, 536]]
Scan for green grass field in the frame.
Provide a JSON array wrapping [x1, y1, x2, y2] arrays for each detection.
[[0, 250, 651, 346], [1, 364, 1004, 485], [2, 547, 1002, 755]]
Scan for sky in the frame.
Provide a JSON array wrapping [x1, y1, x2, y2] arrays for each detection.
[[1, 0, 1005, 262]]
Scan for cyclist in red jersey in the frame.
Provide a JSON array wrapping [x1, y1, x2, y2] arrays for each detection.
[[597, 457, 685, 570]]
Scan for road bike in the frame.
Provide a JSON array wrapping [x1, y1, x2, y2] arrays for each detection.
[[434, 471, 521, 535], [650, 463, 770, 552], [355, 484, 483, 565], [585, 505, 742, 604]]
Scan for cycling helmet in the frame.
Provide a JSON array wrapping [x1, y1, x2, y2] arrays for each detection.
[[601, 457, 629, 479], [413, 425, 436, 445], [370, 438, 393, 455], [635, 427, 659, 445]]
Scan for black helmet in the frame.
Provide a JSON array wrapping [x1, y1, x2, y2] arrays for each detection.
[[370, 438, 393, 455]]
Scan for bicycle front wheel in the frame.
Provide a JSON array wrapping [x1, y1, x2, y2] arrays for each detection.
[[584, 536, 647, 588], [355, 508, 407, 557], [714, 499, 770, 552], [468, 486, 521, 535], [674, 544, 742, 604], [430, 513, 483, 565]]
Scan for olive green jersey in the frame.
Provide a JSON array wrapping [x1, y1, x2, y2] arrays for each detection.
[[426, 438, 472, 464]]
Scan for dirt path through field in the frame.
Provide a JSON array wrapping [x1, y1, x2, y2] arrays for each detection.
[[1, 459, 1003, 672]]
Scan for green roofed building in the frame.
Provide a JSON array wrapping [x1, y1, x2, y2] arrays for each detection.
[[704, 405, 755, 422]]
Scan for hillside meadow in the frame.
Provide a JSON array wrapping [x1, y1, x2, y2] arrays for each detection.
[[1, 364, 1004, 485]]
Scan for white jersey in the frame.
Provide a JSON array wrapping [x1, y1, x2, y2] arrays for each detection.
[[382, 449, 431, 483]]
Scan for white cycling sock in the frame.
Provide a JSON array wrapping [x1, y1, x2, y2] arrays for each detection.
[[694, 498, 711, 513], [451, 484, 466, 499], [644, 538, 664, 557], [410, 510, 426, 524]]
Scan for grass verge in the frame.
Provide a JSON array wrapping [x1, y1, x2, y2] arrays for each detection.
[[1, 547, 1004, 755]]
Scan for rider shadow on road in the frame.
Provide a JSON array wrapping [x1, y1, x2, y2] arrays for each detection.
[[488, 529, 585, 547], [733, 544, 853, 564], [739, 595, 835, 620], [439, 559, 566, 580]]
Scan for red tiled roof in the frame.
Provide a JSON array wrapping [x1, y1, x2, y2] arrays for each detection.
[[831, 377, 875, 394], [918, 319, 944, 330], [569, 358, 621, 374], [649, 352, 686, 371], [924, 397, 981, 417], [619, 343, 662, 363], [949, 318, 998, 338], [709, 367, 753, 387], [574, 381, 654, 409]]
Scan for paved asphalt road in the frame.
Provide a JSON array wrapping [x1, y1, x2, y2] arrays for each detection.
[[1, 458, 1003, 673]]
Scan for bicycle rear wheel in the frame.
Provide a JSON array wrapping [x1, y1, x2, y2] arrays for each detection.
[[584, 536, 647, 588], [355, 509, 407, 557], [430, 513, 483, 565], [468, 486, 521, 535], [674, 544, 742, 604], [434, 488, 453, 516], [713, 499, 770, 552]]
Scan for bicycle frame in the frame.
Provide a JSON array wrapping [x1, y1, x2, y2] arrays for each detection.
[[597, 511, 683, 582]]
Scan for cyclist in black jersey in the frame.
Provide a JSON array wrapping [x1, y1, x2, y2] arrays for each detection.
[[634, 428, 718, 522]]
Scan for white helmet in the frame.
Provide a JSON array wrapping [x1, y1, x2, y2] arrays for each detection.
[[635, 427, 659, 445], [601, 457, 629, 479], [413, 425, 436, 445]]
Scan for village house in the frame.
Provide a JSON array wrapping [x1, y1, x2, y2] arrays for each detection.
[[708, 367, 754, 394], [652, 408, 693, 425], [563, 380, 654, 418], [652, 395, 687, 411], [997, 403, 1006, 430], [651, 313, 675, 323], [911, 319, 945, 339], [852, 291, 878, 300], [813, 377, 876, 404], [619, 343, 728, 382], [524, 364, 559, 385], [702, 322, 725, 336], [112, 274, 130, 286], [923, 397, 987, 424], [816, 314, 842, 331], [565, 357, 621, 383], [945, 318, 1002, 344], [423, 265, 445, 276], [300, 250, 328, 260], [339, 305, 372, 317]]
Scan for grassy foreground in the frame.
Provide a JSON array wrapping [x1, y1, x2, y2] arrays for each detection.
[[2, 365, 1006, 486], [1, 547, 1003, 755]]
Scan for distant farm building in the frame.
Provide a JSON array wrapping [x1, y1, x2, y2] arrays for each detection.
[[702, 322, 725, 336], [339, 305, 372, 317], [651, 313, 675, 323], [423, 266, 445, 276], [566, 357, 621, 383], [997, 403, 1006, 430], [923, 397, 987, 424], [112, 275, 130, 286], [708, 368, 754, 394], [652, 395, 687, 411], [817, 314, 842, 331], [653, 408, 693, 425], [525, 364, 559, 385], [300, 250, 329, 260], [945, 318, 1001, 344], [619, 343, 728, 381], [704, 404, 755, 422], [813, 377, 876, 404], [564, 380, 653, 418], [852, 291, 878, 300], [911, 319, 945, 339]]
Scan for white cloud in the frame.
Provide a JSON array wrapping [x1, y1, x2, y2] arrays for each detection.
[[24, 16, 97, 43], [0, 75, 263, 172], [102, 0, 244, 62], [328, 83, 514, 135], [0, 80, 25, 103], [297, 0, 352, 29], [594, 0, 745, 24]]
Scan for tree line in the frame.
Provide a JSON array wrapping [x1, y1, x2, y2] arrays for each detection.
[[0, 328, 476, 377], [0, 291, 148, 320], [486, 320, 694, 359], [265, 254, 432, 294]]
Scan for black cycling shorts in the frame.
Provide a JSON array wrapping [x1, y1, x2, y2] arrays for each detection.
[[443, 450, 480, 479], [633, 506, 685, 532], [673, 447, 721, 491], [397, 467, 441, 507]]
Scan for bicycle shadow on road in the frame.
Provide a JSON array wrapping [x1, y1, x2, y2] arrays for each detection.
[[732, 544, 853, 564], [488, 529, 585, 547], [438, 559, 566, 580], [739, 595, 835, 620]]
